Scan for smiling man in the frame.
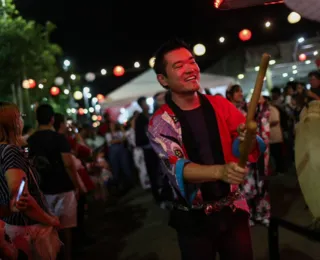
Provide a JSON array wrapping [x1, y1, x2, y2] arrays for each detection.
[[147, 39, 266, 260]]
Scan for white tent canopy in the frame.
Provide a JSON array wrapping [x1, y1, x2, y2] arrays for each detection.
[[102, 69, 235, 108]]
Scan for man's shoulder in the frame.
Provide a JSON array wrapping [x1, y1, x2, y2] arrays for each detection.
[[204, 94, 231, 110], [150, 104, 173, 123]]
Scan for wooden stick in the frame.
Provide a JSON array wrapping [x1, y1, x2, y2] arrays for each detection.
[[238, 53, 271, 168]]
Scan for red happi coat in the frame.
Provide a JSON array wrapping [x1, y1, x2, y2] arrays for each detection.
[[148, 94, 262, 212]]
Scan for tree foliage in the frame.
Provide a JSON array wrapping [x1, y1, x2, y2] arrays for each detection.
[[0, 0, 62, 100]]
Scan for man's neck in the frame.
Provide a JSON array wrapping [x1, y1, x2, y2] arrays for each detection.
[[38, 125, 54, 131], [171, 91, 200, 111], [142, 110, 149, 116]]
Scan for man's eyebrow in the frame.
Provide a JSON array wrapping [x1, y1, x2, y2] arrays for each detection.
[[172, 57, 194, 66]]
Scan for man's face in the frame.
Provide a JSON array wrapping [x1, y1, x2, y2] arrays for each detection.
[[141, 100, 149, 112], [271, 93, 280, 101], [157, 48, 200, 94], [309, 76, 320, 89], [60, 121, 67, 134]]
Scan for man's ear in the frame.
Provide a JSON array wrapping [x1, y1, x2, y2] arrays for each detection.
[[157, 74, 168, 88]]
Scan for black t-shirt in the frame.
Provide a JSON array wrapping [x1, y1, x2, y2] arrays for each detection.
[[27, 130, 74, 194], [182, 107, 229, 201], [168, 106, 230, 233]]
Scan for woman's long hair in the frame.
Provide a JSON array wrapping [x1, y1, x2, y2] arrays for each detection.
[[0, 102, 24, 146]]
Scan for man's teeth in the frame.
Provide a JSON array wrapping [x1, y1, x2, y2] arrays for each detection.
[[186, 76, 196, 81]]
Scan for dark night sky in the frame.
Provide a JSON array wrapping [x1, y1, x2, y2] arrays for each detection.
[[14, 0, 320, 96]]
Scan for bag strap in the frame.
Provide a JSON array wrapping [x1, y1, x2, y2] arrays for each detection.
[[27, 166, 51, 215]]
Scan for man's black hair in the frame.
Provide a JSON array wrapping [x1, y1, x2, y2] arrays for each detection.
[[36, 104, 54, 125], [137, 96, 146, 108], [153, 38, 193, 76], [53, 113, 65, 132], [308, 70, 320, 79]]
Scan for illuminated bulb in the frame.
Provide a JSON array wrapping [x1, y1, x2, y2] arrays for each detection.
[[149, 57, 156, 68], [193, 44, 206, 56], [134, 61, 140, 68]]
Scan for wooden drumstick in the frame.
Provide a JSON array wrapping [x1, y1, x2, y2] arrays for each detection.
[[238, 53, 271, 168]]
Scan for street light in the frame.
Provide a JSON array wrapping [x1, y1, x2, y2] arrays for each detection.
[[134, 61, 140, 68], [219, 37, 225, 43], [63, 59, 70, 67]]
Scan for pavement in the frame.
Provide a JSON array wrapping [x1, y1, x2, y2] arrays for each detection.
[[77, 171, 320, 260]]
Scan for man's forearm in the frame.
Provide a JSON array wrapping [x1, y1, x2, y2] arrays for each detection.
[[183, 163, 222, 183]]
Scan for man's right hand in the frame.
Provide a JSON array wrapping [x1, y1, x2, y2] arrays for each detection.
[[218, 162, 248, 184]]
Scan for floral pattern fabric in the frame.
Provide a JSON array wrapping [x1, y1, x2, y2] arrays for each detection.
[[237, 103, 271, 224]]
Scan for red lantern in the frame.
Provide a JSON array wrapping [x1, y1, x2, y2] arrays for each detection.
[[50, 86, 60, 96], [78, 108, 84, 115], [97, 94, 104, 102], [113, 66, 125, 77], [239, 29, 252, 41], [28, 79, 36, 89], [315, 59, 320, 68], [299, 53, 307, 61]]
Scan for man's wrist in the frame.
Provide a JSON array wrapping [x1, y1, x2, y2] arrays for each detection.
[[211, 165, 224, 181]]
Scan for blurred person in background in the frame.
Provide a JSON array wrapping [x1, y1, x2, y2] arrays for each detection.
[[227, 86, 271, 226], [53, 113, 95, 248], [135, 96, 161, 203], [28, 104, 82, 260], [106, 120, 133, 193]]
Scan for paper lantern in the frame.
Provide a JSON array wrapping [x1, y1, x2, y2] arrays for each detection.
[[285, 0, 320, 23], [149, 57, 156, 68], [113, 66, 125, 76], [96, 94, 104, 102], [73, 91, 83, 100], [299, 53, 307, 61], [22, 80, 30, 89], [193, 44, 206, 56], [50, 86, 60, 96], [28, 79, 36, 89], [85, 72, 96, 82], [78, 108, 84, 115], [287, 12, 301, 24], [239, 29, 252, 41], [54, 77, 64, 86]]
